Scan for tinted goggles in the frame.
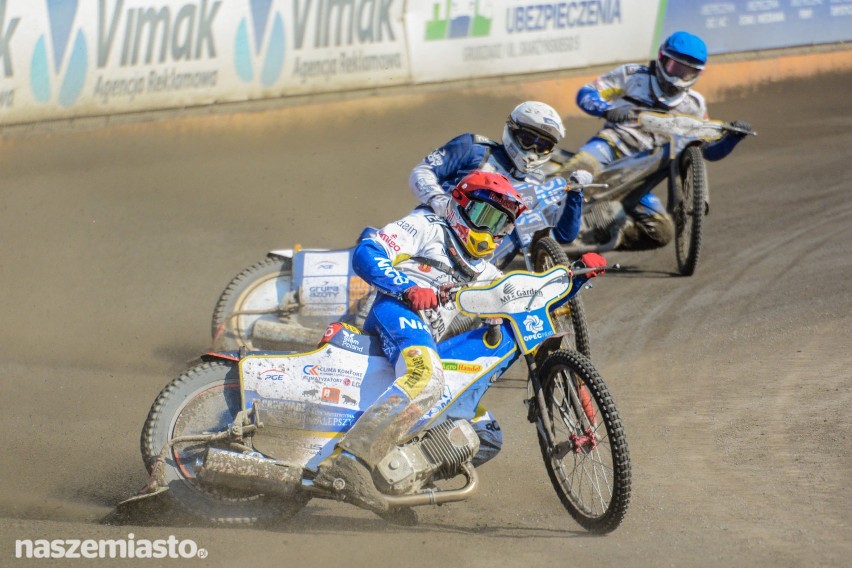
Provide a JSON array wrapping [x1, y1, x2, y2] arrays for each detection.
[[510, 123, 556, 154], [464, 200, 514, 236], [661, 56, 702, 81]]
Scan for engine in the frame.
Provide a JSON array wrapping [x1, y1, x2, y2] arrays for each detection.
[[374, 420, 480, 495]]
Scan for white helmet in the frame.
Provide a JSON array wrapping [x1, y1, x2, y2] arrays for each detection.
[[502, 101, 566, 174]]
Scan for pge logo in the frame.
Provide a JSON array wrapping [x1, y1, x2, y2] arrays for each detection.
[[425, 0, 493, 40], [30, 0, 88, 107], [235, 0, 285, 86]]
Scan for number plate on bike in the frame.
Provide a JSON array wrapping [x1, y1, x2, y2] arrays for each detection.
[[457, 267, 573, 354]]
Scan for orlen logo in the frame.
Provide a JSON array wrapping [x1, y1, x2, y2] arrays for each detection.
[[425, 0, 492, 40], [234, 0, 285, 86], [31, 0, 88, 107]]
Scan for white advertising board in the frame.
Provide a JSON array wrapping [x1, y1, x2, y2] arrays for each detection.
[[405, 0, 661, 83], [0, 0, 411, 125]]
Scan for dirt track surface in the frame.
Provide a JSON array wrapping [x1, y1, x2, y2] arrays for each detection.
[[1, 70, 850, 567]]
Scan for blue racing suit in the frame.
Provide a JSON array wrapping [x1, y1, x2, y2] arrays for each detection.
[[409, 133, 584, 244], [340, 208, 504, 467]]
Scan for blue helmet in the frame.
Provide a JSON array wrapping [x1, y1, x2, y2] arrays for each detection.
[[655, 31, 707, 97]]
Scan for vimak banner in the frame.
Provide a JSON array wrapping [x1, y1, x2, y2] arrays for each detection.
[[659, 0, 852, 54], [405, 0, 662, 83], [0, 0, 411, 126]]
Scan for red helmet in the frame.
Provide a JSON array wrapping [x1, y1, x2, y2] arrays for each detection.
[[445, 171, 527, 258]]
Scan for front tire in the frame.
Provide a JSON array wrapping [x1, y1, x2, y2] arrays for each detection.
[[535, 350, 631, 533], [140, 361, 307, 524], [532, 237, 592, 358], [210, 256, 294, 351], [673, 145, 707, 276]]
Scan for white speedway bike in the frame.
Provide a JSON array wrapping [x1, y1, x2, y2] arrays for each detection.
[[130, 265, 630, 533]]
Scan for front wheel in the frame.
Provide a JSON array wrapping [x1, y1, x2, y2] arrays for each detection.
[[535, 350, 631, 533], [140, 361, 308, 524], [532, 237, 592, 358], [673, 145, 707, 276]]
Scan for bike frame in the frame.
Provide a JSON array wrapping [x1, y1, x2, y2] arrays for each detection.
[[235, 267, 578, 470]]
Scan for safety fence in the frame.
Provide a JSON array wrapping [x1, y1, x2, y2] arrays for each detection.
[[0, 0, 849, 125]]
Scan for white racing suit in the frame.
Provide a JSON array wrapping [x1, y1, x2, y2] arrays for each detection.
[[564, 62, 748, 248], [409, 134, 584, 244], [339, 207, 504, 468]]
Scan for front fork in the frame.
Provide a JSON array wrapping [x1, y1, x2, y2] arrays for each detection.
[[525, 353, 598, 458], [524, 354, 558, 448]]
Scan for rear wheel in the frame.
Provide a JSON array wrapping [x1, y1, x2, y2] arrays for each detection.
[[535, 350, 630, 533], [673, 145, 707, 276], [532, 237, 592, 358], [210, 257, 293, 351], [141, 361, 308, 524]]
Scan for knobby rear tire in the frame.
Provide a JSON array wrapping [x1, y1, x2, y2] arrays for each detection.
[[140, 361, 307, 525], [532, 237, 592, 358], [210, 256, 294, 351], [536, 349, 631, 533], [674, 145, 707, 276]]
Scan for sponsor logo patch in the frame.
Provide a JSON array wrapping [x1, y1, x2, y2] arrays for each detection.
[[397, 347, 432, 399]]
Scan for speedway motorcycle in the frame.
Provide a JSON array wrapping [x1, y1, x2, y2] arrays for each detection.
[[544, 111, 755, 276], [131, 265, 630, 533], [210, 176, 595, 357]]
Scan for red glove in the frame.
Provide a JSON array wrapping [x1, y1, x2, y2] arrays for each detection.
[[579, 253, 607, 278], [405, 286, 438, 310]]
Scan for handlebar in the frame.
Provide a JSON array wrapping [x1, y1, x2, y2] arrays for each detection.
[[437, 263, 621, 302], [571, 263, 620, 277], [567, 182, 609, 192], [631, 108, 757, 137]]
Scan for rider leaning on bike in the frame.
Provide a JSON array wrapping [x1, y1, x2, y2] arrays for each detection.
[[409, 100, 590, 245], [314, 170, 605, 514], [558, 31, 752, 250]]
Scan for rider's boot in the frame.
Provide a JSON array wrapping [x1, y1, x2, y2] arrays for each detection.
[[620, 194, 675, 250], [314, 448, 389, 514]]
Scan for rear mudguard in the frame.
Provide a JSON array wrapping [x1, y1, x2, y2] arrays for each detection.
[[182, 351, 241, 370]]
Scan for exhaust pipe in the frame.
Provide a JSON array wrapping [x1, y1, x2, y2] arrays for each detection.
[[196, 448, 302, 498], [304, 462, 480, 508]]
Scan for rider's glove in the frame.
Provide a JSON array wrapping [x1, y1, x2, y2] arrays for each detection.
[[566, 169, 593, 192], [405, 286, 439, 311], [579, 252, 607, 278], [728, 120, 753, 137], [604, 105, 636, 124]]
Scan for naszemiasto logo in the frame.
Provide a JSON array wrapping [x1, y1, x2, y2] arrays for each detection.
[[30, 0, 88, 107], [425, 0, 492, 40], [234, 0, 285, 86]]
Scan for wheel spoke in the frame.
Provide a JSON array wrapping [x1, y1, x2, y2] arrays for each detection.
[[546, 368, 618, 518]]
